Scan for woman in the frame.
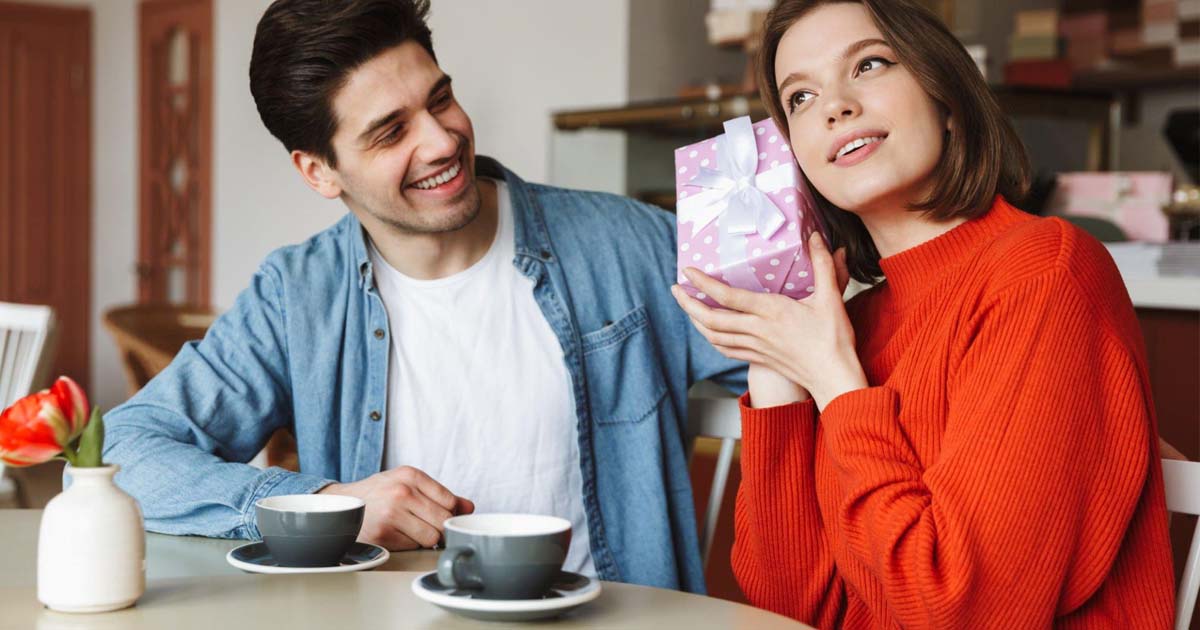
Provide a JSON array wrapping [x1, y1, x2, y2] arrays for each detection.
[[671, 1, 1176, 627]]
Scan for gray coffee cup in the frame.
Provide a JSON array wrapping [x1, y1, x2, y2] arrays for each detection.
[[255, 494, 366, 567], [437, 513, 572, 600]]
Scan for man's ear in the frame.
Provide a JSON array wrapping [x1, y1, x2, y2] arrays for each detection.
[[292, 150, 343, 199]]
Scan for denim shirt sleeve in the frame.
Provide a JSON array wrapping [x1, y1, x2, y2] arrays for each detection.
[[101, 264, 333, 540], [687, 318, 748, 393], [661, 212, 748, 393]]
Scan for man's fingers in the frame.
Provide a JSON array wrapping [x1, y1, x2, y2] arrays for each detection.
[[369, 528, 422, 552], [391, 465, 458, 511], [384, 492, 450, 548], [455, 497, 475, 516]]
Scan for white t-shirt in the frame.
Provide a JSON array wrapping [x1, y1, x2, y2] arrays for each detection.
[[370, 180, 595, 576]]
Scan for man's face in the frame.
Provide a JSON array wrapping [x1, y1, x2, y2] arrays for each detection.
[[324, 41, 479, 234]]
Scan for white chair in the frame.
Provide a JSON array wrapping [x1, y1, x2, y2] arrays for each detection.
[[0, 302, 57, 507], [686, 381, 742, 569], [1163, 459, 1200, 630]]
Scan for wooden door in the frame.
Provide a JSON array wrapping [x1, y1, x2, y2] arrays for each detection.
[[138, 0, 211, 307], [0, 2, 92, 390]]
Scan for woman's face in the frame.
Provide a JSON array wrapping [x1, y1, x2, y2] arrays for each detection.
[[774, 3, 947, 216]]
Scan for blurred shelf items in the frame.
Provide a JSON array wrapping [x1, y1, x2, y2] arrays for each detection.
[[1003, 2, 1200, 98]]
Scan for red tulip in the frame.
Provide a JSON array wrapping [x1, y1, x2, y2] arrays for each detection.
[[0, 377, 90, 467]]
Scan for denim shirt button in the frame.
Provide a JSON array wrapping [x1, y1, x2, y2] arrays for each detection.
[[369, 410, 381, 421], [540, 250, 553, 261], [373, 328, 385, 340]]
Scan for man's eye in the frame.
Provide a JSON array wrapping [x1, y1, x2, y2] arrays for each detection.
[[432, 93, 452, 110], [380, 125, 403, 144]]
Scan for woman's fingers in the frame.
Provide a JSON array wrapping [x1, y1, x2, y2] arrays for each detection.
[[671, 284, 758, 334], [683, 313, 765, 358], [681, 267, 769, 315], [834, 247, 850, 296], [808, 233, 841, 301]]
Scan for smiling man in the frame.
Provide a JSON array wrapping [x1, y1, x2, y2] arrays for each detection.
[[100, 0, 744, 592]]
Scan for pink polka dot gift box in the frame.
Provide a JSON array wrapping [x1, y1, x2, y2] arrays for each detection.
[[675, 116, 825, 308]]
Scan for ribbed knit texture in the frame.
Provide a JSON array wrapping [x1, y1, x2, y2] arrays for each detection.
[[731, 197, 1176, 629]]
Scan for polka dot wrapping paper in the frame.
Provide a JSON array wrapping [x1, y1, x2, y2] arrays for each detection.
[[674, 116, 823, 309]]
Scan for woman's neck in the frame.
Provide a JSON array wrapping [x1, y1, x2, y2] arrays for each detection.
[[858, 204, 967, 259]]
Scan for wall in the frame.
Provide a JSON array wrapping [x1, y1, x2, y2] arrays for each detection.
[[18, 0, 632, 408], [17, 0, 138, 411], [213, 0, 633, 310]]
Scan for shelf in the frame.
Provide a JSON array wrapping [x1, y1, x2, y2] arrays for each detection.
[[553, 85, 1121, 170], [553, 86, 1119, 134], [1073, 65, 1200, 91], [553, 92, 766, 134]]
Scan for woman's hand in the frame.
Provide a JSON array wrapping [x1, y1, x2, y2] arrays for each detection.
[[747, 363, 810, 408], [672, 232, 868, 410]]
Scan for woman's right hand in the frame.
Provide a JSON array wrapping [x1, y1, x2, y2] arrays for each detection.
[[748, 363, 810, 409]]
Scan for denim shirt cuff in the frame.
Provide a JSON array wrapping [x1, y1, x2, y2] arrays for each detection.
[[241, 468, 336, 539]]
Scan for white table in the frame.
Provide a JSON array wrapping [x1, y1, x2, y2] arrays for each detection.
[[0, 510, 808, 629], [1105, 243, 1200, 311]]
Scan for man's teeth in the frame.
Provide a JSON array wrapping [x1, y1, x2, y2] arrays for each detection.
[[413, 161, 461, 190], [836, 136, 884, 159]]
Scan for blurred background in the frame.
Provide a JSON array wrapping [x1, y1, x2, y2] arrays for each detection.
[[1, 0, 1197, 606]]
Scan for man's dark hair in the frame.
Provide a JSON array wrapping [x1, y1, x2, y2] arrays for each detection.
[[249, 0, 436, 168]]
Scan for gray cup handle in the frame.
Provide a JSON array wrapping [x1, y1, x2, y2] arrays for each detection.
[[437, 546, 482, 589]]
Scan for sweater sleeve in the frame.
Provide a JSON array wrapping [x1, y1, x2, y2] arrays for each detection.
[[732, 392, 847, 627], [820, 272, 1156, 627]]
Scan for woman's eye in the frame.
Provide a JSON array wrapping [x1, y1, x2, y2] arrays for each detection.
[[857, 56, 892, 75], [787, 91, 814, 112]]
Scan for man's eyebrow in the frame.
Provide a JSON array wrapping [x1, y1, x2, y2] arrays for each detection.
[[427, 74, 452, 101], [356, 75, 454, 144], [777, 38, 890, 92], [358, 109, 404, 144]]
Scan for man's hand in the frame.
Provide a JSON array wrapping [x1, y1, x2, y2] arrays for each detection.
[[318, 466, 474, 550]]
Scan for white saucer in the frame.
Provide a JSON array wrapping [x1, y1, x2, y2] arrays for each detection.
[[225, 541, 389, 574], [411, 570, 601, 622]]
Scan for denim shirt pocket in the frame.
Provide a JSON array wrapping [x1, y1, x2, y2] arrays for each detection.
[[580, 304, 668, 424]]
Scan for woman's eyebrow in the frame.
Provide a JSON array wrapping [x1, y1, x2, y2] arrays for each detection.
[[777, 37, 890, 91]]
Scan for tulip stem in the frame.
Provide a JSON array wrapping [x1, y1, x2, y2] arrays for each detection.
[[59, 445, 79, 467]]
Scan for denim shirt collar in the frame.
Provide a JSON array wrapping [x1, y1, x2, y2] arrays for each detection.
[[352, 155, 553, 291]]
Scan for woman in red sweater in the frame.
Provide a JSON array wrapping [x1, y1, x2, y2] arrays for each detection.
[[671, 1, 1176, 627]]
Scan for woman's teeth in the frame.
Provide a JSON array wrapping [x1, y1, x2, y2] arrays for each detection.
[[836, 136, 884, 159], [413, 161, 461, 190]]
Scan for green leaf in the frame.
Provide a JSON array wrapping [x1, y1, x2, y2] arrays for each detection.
[[74, 407, 105, 468]]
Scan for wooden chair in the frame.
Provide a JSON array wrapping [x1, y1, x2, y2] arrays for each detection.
[[1163, 459, 1200, 630], [102, 304, 216, 396], [102, 303, 299, 471], [686, 381, 742, 570], [0, 302, 57, 506]]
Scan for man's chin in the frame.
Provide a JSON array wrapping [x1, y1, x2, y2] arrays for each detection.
[[385, 195, 482, 235]]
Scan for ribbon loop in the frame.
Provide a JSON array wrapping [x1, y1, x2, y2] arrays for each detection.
[[676, 116, 793, 240]]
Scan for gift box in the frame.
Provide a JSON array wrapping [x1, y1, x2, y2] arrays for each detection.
[[675, 116, 824, 308], [1047, 172, 1173, 242]]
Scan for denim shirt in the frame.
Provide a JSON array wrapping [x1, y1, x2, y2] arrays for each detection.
[[102, 156, 746, 593]]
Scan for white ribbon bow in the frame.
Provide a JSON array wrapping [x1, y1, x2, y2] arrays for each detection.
[[676, 116, 794, 239]]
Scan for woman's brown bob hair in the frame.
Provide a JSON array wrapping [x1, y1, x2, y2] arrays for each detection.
[[757, 0, 1030, 282]]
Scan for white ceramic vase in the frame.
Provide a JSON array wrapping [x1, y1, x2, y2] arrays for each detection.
[[37, 464, 145, 613]]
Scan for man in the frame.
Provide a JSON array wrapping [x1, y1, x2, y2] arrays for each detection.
[[103, 0, 744, 592]]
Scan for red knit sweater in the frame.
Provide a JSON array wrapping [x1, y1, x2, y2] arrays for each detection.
[[732, 197, 1176, 628]]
